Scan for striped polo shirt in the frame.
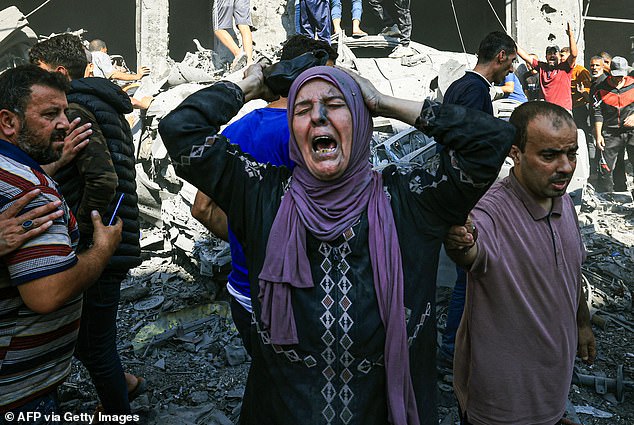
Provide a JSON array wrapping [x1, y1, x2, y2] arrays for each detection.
[[0, 139, 80, 410]]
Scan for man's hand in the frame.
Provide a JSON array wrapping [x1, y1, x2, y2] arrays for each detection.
[[42, 118, 92, 175], [444, 218, 477, 251], [90, 210, 122, 256], [444, 217, 478, 267], [135, 66, 150, 79], [131, 95, 154, 110], [238, 63, 277, 102], [595, 133, 605, 151], [0, 189, 64, 256], [565, 22, 573, 37], [577, 323, 596, 364], [623, 115, 634, 128]]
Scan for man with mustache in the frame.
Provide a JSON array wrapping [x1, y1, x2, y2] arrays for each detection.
[[517, 22, 578, 111], [0, 65, 122, 419], [444, 101, 595, 425], [445, 102, 595, 425]]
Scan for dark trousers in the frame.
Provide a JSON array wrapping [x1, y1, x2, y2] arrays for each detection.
[[367, 0, 412, 45], [441, 267, 466, 357], [230, 296, 253, 356], [597, 131, 634, 192], [74, 272, 130, 414], [299, 0, 332, 43]]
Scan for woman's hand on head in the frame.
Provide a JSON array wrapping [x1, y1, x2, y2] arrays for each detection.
[[336, 66, 383, 116]]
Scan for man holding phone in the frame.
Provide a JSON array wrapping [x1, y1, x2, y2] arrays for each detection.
[[0, 65, 122, 419], [30, 34, 143, 415]]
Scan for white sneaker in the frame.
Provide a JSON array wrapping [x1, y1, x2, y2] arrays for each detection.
[[388, 45, 416, 59]]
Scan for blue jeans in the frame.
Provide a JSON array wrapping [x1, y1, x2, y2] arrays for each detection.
[[330, 0, 363, 21], [299, 0, 332, 43], [441, 267, 466, 358], [74, 272, 130, 414], [0, 392, 60, 425]]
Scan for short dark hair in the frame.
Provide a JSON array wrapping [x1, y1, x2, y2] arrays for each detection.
[[476, 31, 516, 63], [29, 34, 87, 80], [88, 39, 107, 52], [560, 47, 570, 54], [509, 101, 576, 152], [280, 34, 338, 62], [545, 45, 560, 55], [0, 65, 69, 120]]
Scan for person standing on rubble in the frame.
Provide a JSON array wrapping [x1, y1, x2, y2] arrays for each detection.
[[30, 34, 145, 416], [191, 35, 338, 355], [439, 30, 517, 371], [368, 0, 414, 58], [212, 0, 254, 69], [298, 0, 332, 44], [0, 64, 122, 420], [159, 62, 515, 424], [445, 101, 596, 425], [516, 22, 578, 112], [591, 56, 634, 194]]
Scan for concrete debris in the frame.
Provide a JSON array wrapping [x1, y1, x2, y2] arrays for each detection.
[[575, 405, 615, 419], [224, 345, 249, 367], [0, 6, 38, 73], [134, 295, 165, 311]]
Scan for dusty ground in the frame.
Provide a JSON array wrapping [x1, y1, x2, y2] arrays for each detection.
[[58, 187, 633, 425]]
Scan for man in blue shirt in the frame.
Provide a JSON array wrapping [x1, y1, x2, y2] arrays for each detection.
[[191, 35, 337, 353]]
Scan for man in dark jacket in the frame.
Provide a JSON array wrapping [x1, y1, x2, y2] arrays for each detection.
[[30, 34, 143, 415], [591, 56, 634, 193]]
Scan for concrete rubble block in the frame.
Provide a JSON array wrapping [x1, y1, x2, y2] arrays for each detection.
[[132, 301, 231, 352], [224, 344, 248, 366], [0, 6, 38, 73]]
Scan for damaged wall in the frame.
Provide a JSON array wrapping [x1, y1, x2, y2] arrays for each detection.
[[509, 0, 585, 65]]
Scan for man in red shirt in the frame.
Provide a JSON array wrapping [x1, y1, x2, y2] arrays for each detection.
[[517, 22, 577, 111]]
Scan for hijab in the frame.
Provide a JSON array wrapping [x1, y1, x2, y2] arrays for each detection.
[[258, 66, 419, 425]]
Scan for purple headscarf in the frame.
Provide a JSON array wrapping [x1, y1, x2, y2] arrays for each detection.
[[258, 66, 419, 425]]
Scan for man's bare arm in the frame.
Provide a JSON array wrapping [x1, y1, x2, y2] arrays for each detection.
[[566, 22, 578, 67], [191, 190, 229, 241], [516, 45, 532, 64], [577, 287, 596, 364], [18, 211, 122, 314]]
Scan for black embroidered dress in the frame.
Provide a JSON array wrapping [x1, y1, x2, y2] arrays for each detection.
[[159, 82, 514, 425]]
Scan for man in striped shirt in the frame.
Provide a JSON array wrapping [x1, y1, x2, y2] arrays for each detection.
[[0, 65, 122, 420]]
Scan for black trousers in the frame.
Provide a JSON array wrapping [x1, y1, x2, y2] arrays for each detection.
[[597, 130, 634, 192], [367, 0, 412, 45]]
